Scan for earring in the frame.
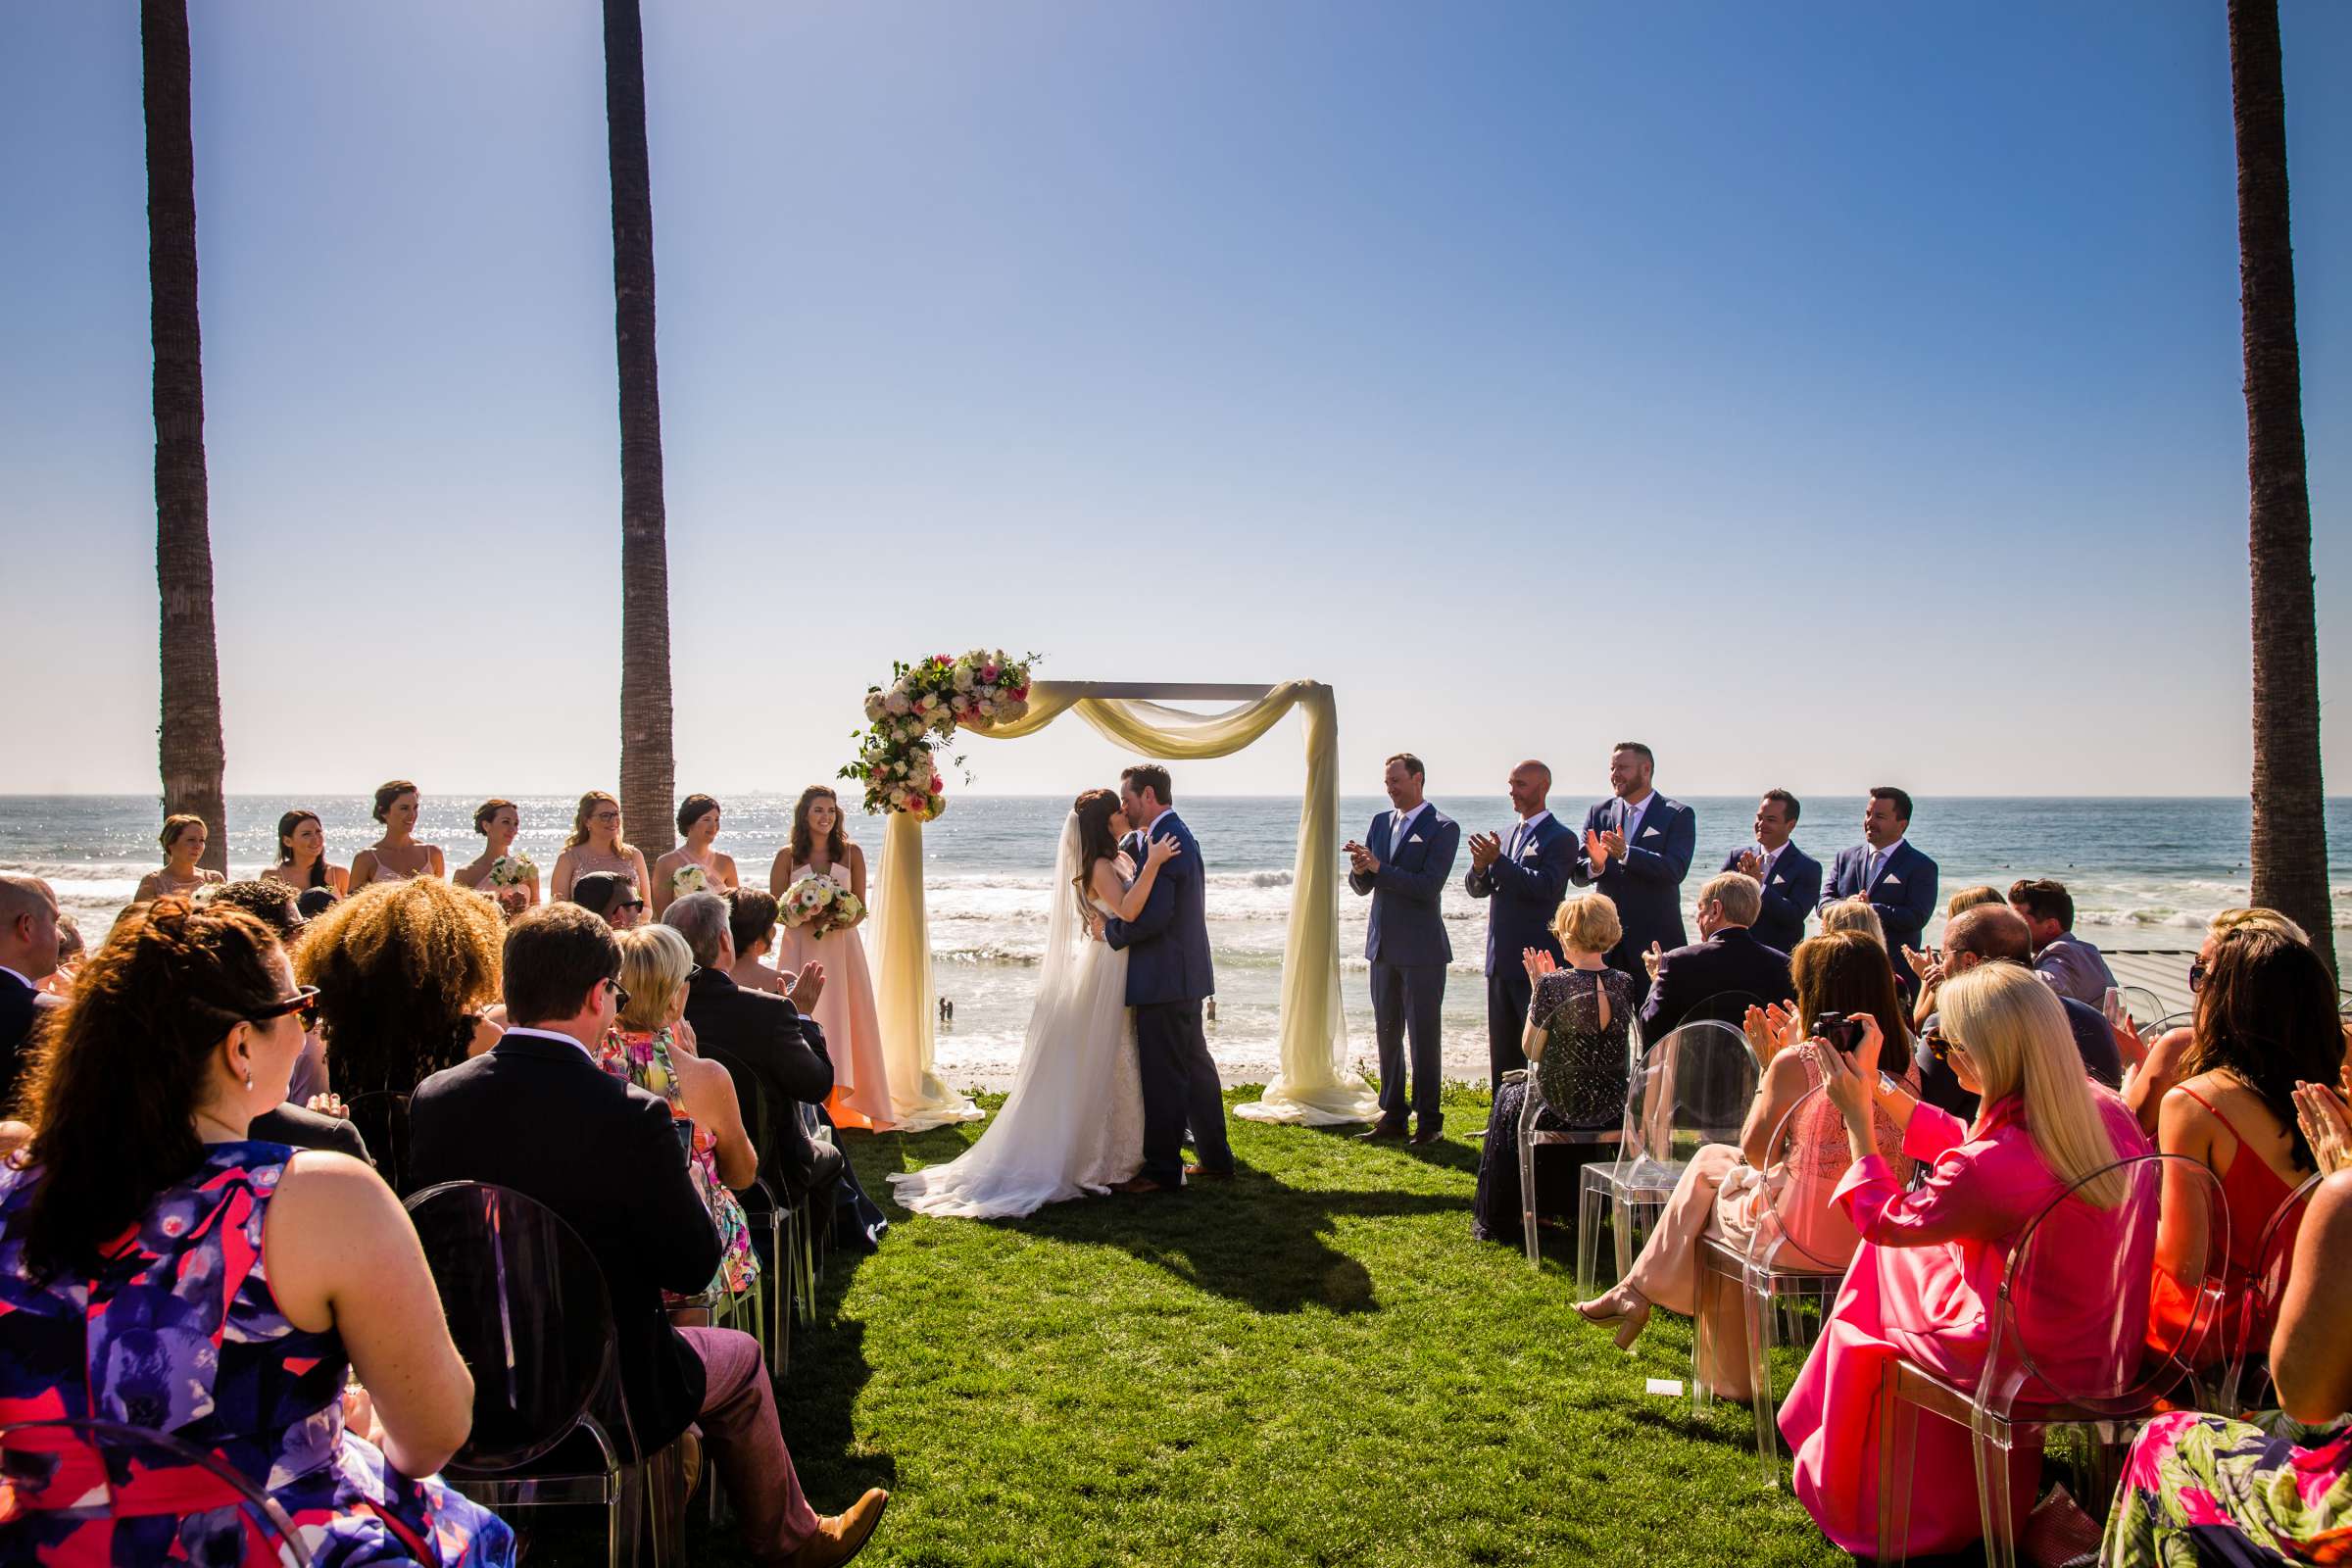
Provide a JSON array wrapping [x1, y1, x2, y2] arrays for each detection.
[[243, 1069, 254, 1091]]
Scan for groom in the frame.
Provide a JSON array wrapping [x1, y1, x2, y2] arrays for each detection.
[[1103, 763, 1235, 1192]]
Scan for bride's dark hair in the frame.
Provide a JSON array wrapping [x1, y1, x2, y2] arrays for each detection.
[[1071, 788, 1123, 906]]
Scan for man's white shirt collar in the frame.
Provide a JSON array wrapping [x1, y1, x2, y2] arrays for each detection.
[[1867, 837, 1907, 869], [1390, 801, 1428, 837], [501, 1024, 593, 1056], [0, 965, 31, 991], [1143, 808, 1176, 840]]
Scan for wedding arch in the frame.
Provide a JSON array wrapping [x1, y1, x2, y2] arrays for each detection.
[[843, 658, 1379, 1133]]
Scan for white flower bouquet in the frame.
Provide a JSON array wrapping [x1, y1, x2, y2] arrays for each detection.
[[486, 854, 536, 888], [781, 874, 864, 938], [672, 862, 710, 898]]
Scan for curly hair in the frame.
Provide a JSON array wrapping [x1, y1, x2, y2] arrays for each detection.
[[13, 897, 286, 1276], [294, 876, 502, 1096]]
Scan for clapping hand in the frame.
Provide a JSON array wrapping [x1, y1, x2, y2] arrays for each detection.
[[1903, 945, 1938, 983], [1467, 832, 1501, 872], [306, 1093, 349, 1120], [1748, 1001, 1802, 1063], [1642, 941, 1665, 980], [1344, 840, 1377, 876], [1733, 848, 1764, 879], [788, 960, 827, 1011], [2294, 1068, 2352, 1177], [1521, 947, 1558, 983]]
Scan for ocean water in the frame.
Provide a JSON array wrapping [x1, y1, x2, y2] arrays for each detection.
[[6, 794, 2347, 1083]]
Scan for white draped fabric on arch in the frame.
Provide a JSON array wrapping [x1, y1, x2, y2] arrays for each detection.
[[866, 678, 1381, 1133]]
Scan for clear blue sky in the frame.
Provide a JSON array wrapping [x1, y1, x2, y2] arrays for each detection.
[[2, 1, 2346, 803]]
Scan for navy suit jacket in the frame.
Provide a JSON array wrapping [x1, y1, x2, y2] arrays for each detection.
[[0, 971, 40, 1107], [1821, 840, 1939, 956], [1105, 811, 1215, 1006], [1349, 807, 1458, 967], [1721, 843, 1822, 955], [1464, 812, 1575, 976], [1571, 794, 1698, 962], [1638, 925, 1795, 1039]]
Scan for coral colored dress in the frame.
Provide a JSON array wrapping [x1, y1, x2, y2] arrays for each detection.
[[0, 1143, 514, 1566], [1779, 1093, 2155, 1559], [775, 863, 893, 1131], [2145, 1085, 2303, 1369]]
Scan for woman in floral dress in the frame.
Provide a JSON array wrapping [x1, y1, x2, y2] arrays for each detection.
[[597, 925, 760, 1303], [0, 896, 511, 1565]]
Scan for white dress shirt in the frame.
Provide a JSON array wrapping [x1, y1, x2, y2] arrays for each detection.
[[1864, 837, 1907, 887], [1385, 802, 1428, 858], [1508, 809, 1552, 858], [1615, 791, 1653, 847]]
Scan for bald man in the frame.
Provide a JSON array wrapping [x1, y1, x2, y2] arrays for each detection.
[[1915, 905, 2125, 1119], [1464, 760, 1576, 1085], [0, 875, 63, 1104]]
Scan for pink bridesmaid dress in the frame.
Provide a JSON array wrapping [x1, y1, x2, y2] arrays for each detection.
[[1777, 1091, 2154, 1559], [776, 859, 894, 1131]]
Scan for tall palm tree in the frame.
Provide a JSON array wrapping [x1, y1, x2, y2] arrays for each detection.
[[604, 0, 676, 857], [2229, 0, 2330, 974], [144, 0, 226, 875]]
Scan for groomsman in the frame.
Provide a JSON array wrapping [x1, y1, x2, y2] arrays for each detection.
[[1569, 742, 1696, 1007], [1347, 754, 1459, 1144], [1822, 787, 1939, 995], [1464, 760, 1575, 1086], [1721, 789, 1821, 955]]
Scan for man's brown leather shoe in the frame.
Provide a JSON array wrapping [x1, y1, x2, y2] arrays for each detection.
[[1111, 1175, 1172, 1195], [1408, 1128, 1444, 1146], [1183, 1163, 1235, 1180], [784, 1488, 888, 1567], [1357, 1122, 1407, 1141]]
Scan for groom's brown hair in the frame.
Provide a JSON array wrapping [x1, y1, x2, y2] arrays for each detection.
[[1121, 763, 1173, 808]]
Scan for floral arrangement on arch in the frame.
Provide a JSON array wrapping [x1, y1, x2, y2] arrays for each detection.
[[839, 648, 1037, 818]]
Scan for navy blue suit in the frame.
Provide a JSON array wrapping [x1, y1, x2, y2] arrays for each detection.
[[1720, 843, 1822, 956], [1637, 925, 1794, 1040], [1570, 794, 1697, 1006], [1464, 812, 1575, 1084], [1105, 812, 1232, 1185], [1822, 840, 1939, 994], [1349, 805, 1459, 1132]]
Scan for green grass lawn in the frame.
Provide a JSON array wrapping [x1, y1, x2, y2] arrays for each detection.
[[552, 1086, 1854, 1566]]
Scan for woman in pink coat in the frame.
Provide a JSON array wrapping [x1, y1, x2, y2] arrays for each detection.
[[1779, 962, 2156, 1559]]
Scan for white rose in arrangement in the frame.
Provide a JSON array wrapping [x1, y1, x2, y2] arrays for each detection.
[[863, 693, 887, 721], [953, 667, 975, 692], [885, 692, 911, 716], [673, 863, 709, 896], [1001, 698, 1029, 721], [977, 699, 998, 718], [488, 854, 537, 887]]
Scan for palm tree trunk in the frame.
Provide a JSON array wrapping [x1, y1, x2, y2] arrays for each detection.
[[143, 0, 226, 877], [604, 0, 676, 858], [2229, 0, 2331, 975]]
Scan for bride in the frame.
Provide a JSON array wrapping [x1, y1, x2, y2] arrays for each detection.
[[888, 788, 1181, 1219]]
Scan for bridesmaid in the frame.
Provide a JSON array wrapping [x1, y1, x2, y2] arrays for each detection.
[[650, 793, 740, 916], [133, 815, 226, 903], [769, 784, 893, 1131], [348, 780, 445, 890], [263, 808, 349, 900], [451, 798, 540, 917], [550, 790, 651, 905]]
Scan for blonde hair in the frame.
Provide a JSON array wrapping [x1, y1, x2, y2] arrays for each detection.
[[614, 923, 695, 1033], [1551, 892, 1622, 956], [565, 790, 634, 854], [1818, 897, 1886, 948], [1937, 963, 2131, 1209], [1946, 885, 2006, 918], [159, 814, 206, 855], [2207, 906, 2309, 946]]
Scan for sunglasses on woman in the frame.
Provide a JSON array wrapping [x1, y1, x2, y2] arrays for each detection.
[[2188, 959, 2207, 994], [249, 984, 320, 1031], [1924, 1021, 1968, 1062]]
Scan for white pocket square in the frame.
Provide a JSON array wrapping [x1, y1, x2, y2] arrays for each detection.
[[1642, 825, 1661, 838], [1406, 834, 1424, 845], [1883, 874, 1902, 886], [1771, 874, 1786, 885]]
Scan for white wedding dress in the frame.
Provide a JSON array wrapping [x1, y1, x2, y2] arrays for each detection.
[[888, 813, 1145, 1218]]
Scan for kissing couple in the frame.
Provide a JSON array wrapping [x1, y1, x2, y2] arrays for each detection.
[[888, 763, 1236, 1219]]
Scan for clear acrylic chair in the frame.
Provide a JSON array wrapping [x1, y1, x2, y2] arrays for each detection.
[[2217, 1170, 2326, 1418], [1575, 1019, 1758, 1298], [1873, 1152, 2229, 1567], [0, 1416, 315, 1565], [2112, 986, 2165, 1036], [406, 1179, 676, 1567], [1507, 1011, 1643, 1271], [2141, 1010, 2195, 1047]]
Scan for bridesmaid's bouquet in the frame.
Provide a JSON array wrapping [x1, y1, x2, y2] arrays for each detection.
[[782, 874, 864, 938], [486, 854, 536, 888], [672, 863, 710, 898]]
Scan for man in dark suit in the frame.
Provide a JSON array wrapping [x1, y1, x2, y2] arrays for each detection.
[[663, 892, 844, 1198], [1465, 760, 1575, 1086], [0, 874, 62, 1107], [1913, 906, 2125, 1119], [1638, 872, 1795, 1039], [1346, 753, 1460, 1144], [1720, 789, 1821, 956], [1569, 741, 1697, 1008], [1822, 787, 1939, 997], [1105, 763, 1233, 1192], [408, 904, 887, 1566]]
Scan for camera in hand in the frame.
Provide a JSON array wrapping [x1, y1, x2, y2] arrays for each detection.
[[1813, 1011, 1864, 1054]]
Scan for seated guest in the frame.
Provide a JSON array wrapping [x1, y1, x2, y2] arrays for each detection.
[[1903, 884, 2009, 1028], [1721, 789, 1820, 955], [1638, 871, 1794, 1038], [36, 913, 81, 999], [298, 878, 504, 1098], [296, 886, 339, 922], [133, 813, 226, 903], [665, 892, 843, 1198], [2103, 1169, 2352, 1563], [1568, 742, 1696, 1009], [0, 897, 511, 1563], [603, 924, 760, 1303], [1915, 908, 2125, 1120], [1817, 896, 1886, 948], [207, 880, 341, 1123], [2007, 877, 2118, 1005], [266, 807, 350, 900], [2132, 906, 2312, 1118], [726, 888, 789, 995], [2133, 927, 2342, 1366], [567, 869, 646, 929], [406, 905, 886, 1565], [1780, 963, 2154, 1559], [1820, 788, 1937, 998], [1, 874, 63, 1106], [1579, 929, 1917, 1392], [1470, 893, 1635, 1244], [1463, 760, 1575, 1085]]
